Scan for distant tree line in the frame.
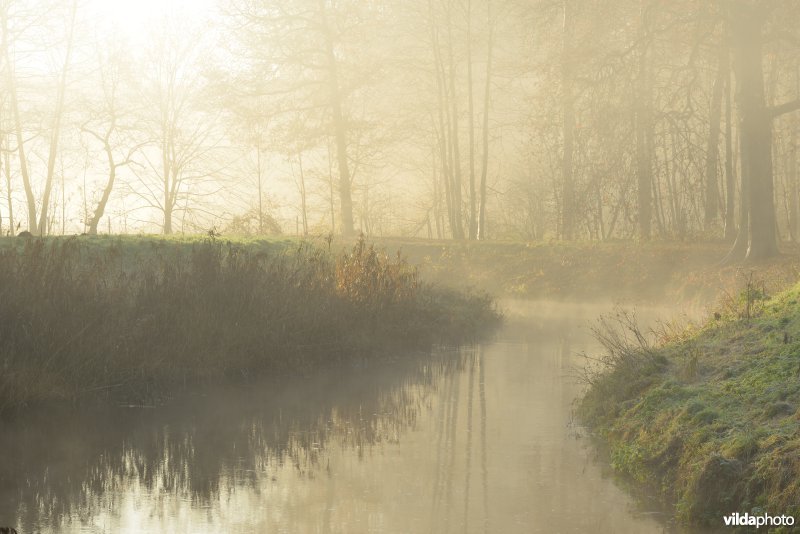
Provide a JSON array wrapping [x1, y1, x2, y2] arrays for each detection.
[[0, 0, 798, 258]]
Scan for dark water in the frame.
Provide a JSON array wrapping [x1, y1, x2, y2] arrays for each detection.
[[0, 301, 697, 533]]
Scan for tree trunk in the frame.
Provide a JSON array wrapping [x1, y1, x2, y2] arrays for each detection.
[[466, 0, 477, 240], [635, 78, 652, 240], [163, 135, 173, 235], [326, 140, 336, 233], [729, 4, 778, 260], [724, 63, 737, 242], [635, 2, 653, 240], [429, 0, 458, 238], [88, 144, 117, 235], [85, 121, 130, 236], [789, 125, 798, 242], [2, 10, 36, 234], [704, 46, 727, 231], [477, 0, 494, 240], [257, 143, 263, 235], [38, 0, 78, 236], [298, 151, 308, 236], [164, 206, 173, 235], [319, 0, 355, 237], [2, 135, 12, 236], [445, 3, 465, 239], [561, 0, 575, 240]]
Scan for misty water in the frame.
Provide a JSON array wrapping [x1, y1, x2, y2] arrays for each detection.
[[0, 302, 696, 533]]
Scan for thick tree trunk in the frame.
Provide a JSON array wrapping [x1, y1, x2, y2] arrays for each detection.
[[723, 120, 750, 263], [164, 207, 172, 235], [729, 4, 778, 260], [704, 47, 727, 231]]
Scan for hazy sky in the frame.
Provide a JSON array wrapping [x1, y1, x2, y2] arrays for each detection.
[[88, 0, 216, 45]]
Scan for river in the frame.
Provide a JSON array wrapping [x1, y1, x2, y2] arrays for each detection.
[[0, 301, 699, 533]]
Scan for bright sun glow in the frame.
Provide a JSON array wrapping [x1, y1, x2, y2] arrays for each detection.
[[89, 0, 216, 46]]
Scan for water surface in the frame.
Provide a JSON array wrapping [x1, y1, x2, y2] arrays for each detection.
[[0, 301, 696, 533]]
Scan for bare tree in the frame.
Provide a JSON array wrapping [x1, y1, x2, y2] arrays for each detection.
[[132, 20, 224, 234], [229, 0, 386, 237], [80, 42, 143, 235]]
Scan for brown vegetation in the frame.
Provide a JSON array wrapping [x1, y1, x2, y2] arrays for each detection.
[[0, 237, 499, 412]]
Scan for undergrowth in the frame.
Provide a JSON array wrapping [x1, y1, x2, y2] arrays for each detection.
[[0, 236, 500, 412]]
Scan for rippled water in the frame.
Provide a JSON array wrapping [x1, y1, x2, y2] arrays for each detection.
[[0, 301, 700, 533]]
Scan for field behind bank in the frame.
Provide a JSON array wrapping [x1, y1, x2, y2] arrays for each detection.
[[367, 238, 800, 305], [7, 234, 800, 304]]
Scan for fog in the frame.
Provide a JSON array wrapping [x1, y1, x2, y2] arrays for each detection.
[[1, 303, 699, 533], [1, 1, 799, 532], [0, 0, 794, 254]]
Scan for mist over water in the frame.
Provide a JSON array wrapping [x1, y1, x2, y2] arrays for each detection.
[[0, 302, 704, 533], [0, 0, 794, 529]]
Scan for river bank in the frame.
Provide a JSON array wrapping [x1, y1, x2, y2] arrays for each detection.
[[578, 283, 800, 531], [4, 234, 799, 531], [0, 236, 499, 412], [0, 297, 671, 534]]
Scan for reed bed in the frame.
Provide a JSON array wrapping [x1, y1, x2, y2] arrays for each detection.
[[0, 237, 499, 411]]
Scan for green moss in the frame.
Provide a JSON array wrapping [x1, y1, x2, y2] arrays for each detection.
[[579, 281, 800, 529]]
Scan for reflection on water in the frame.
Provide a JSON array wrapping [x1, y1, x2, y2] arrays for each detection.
[[0, 302, 698, 533]]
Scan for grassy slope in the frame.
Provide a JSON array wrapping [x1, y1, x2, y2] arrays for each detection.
[[579, 286, 800, 528], [370, 238, 800, 304]]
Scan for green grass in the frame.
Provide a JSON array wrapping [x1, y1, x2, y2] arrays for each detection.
[[578, 285, 800, 529], [367, 238, 800, 304], [0, 235, 500, 412], [41, 235, 796, 304]]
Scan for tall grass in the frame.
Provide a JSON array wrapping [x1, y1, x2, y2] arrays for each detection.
[[0, 237, 499, 411], [577, 309, 669, 423]]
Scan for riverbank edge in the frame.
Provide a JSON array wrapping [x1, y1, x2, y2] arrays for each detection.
[[14, 235, 800, 305], [577, 284, 800, 531], [0, 236, 501, 412]]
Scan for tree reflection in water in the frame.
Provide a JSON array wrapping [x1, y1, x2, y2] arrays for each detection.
[[0, 350, 469, 533], [0, 302, 684, 534]]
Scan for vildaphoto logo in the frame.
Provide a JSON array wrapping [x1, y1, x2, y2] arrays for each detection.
[[723, 512, 795, 528]]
